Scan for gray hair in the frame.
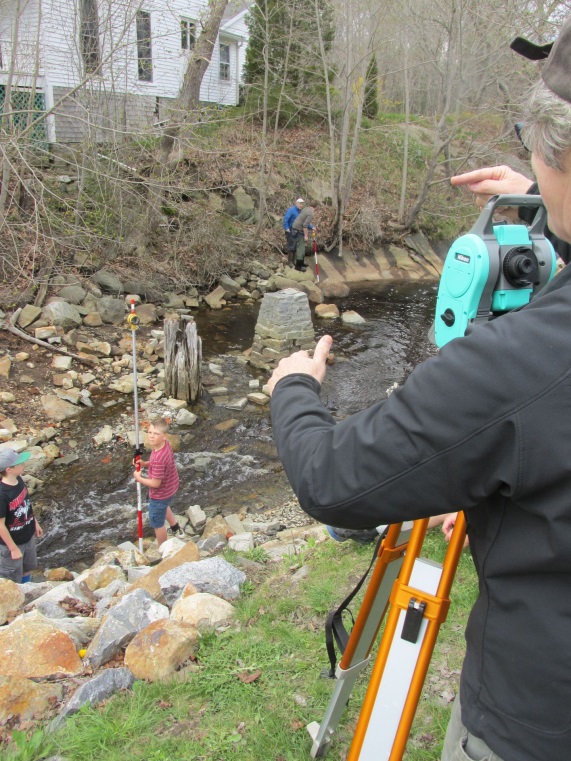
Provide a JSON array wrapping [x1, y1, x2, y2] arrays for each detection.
[[521, 80, 571, 170]]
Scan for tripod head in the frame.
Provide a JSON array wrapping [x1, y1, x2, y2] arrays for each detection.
[[433, 195, 557, 348]]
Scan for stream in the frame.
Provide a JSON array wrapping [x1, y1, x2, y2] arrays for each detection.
[[35, 282, 438, 569]]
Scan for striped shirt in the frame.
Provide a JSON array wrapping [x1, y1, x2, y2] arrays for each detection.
[[148, 440, 179, 500]]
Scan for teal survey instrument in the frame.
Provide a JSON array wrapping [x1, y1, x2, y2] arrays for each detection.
[[434, 195, 556, 348]]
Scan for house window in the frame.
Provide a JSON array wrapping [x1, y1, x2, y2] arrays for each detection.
[[181, 19, 195, 51], [80, 0, 100, 73], [219, 43, 230, 81], [136, 10, 152, 82]]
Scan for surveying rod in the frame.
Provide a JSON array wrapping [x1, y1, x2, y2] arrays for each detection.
[[127, 300, 144, 554], [347, 512, 467, 761]]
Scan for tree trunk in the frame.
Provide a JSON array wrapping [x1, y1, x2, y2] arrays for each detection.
[[164, 317, 202, 403], [158, 0, 229, 164]]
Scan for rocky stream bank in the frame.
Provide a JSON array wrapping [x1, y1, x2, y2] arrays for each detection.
[[0, 242, 442, 744]]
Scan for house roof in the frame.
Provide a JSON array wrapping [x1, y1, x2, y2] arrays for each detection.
[[221, 1, 251, 26]]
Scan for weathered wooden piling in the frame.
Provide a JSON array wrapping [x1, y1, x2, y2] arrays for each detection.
[[164, 316, 202, 402]]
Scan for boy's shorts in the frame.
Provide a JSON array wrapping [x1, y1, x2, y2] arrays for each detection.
[[148, 497, 174, 529], [0, 535, 37, 583]]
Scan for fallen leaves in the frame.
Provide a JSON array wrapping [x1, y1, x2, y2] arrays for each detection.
[[237, 669, 262, 684]]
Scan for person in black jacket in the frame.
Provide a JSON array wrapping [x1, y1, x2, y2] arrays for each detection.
[[269, 18, 571, 761]]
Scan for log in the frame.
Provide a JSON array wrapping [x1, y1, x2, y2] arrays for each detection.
[[1, 309, 98, 367], [164, 316, 202, 402]]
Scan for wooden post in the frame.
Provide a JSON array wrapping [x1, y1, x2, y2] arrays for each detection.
[[164, 316, 202, 402]]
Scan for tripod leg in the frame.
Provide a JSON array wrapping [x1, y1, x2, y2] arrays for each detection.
[[308, 523, 414, 758], [347, 514, 467, 761]]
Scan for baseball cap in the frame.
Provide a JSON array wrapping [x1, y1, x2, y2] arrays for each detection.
[[511, 16, 571, 104], [296, 198, 305, 204], [0, 448, 31, 471]]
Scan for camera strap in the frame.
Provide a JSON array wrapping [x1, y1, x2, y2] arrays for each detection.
[[324, 532, 385, 678]]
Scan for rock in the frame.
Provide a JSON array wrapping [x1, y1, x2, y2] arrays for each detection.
[[159, 557, 246, 605], [0, 578, 25, 624], [218, 274, 242, 297], [35, 326, 57, 340], [164, 398, 187, 410], [228, 533, 255, 552], [315, 303, 340, 319], [0, 391, 15, 402], [22, 609, 101, 649], [341, 310, 366, 325], [247, 392, 269, 406], [204, 286, 227, 310], [93, 425, 114, 446], [202, 514, 231, 538], [175, 409, 197, 426], [0, 616, 83, 678], [135, 303, 158, 325], [158, 537, 187, 559], [0, 676, 63, 723], [186, 504, 206, 531], [58, 285, 86, 304], [171, 593, 236, 630], [124, 619, 199, 682], [76, 340, 111, 357], [209, 386, 229, 397], [258, 538, 308, 561], [29, 579, 95, 612], [42, 302, 82, 329], [127, 540, 200, 601], [54, 668, 135, 728], [40, 395, 82, 422], [83, 312, 103, 327], [93, 546, 148, 570], [224, 513, 245, 535], [299, 280, 324, 304], [17, 304, 43, 328], [98, 296, 125, 325], [45, 568, 74, 582], [92, 270, 125, 294], [84, 588, 169, 669], [75, 564, 126, 592], [0, 356, 11, 379], [225, 398, 248, 411], [197, 534, 227, 553], [319, 281, 350, 298]]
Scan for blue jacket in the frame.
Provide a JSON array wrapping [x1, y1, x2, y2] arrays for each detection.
[[283, 205, 301, 231]]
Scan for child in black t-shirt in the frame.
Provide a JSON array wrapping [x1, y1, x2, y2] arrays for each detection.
[[0, 449, 43, 583]]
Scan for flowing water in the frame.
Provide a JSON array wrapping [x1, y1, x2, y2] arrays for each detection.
[[35, 282, 438, 568]]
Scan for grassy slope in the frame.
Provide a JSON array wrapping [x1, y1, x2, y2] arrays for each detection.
[[5, 530, 478, 761]]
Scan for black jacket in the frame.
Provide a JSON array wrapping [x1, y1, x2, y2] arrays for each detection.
[[271, 264, 571, 761]]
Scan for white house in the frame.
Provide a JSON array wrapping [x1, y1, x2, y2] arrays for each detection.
[[0, 0, 250, 144]]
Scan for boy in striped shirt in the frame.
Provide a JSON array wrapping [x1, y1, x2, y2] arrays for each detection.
[[133, 417, 184, 546]]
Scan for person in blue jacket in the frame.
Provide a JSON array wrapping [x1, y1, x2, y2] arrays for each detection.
[[283, 198, 305, 267]]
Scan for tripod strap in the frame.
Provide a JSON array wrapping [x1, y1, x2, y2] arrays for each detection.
[[325, 534, 384, 678]]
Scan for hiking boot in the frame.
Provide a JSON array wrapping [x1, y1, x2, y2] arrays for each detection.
[[170, 526, 186, 539], [326, 525, 386, 545], [295, 265, 307, 272]]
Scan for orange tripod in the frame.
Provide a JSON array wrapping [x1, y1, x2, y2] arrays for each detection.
[[308, 513, 467, 760]]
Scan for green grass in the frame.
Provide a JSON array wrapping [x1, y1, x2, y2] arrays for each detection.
[[3, 530, 477, 761]]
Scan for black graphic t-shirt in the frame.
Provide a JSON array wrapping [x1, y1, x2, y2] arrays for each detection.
[[0, 477, 35, 546]]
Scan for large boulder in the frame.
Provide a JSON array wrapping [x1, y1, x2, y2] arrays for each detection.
[[58, 285, 87, 304], [40, 395, 82, 422], [42, 302, 82, 329], [0, 616, 83, 678], [98, 296, 125, 325], [0, 579, 24, 625], [159, 556, 246, 605], [84, 588, 168, 669], [171, 593, 237, 630], [124, 619, 199, 681], [128, 540, 200, 601], [54, 668, 135, 728], [92, 270, 125, 294], [0, 676, 63, 723]]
